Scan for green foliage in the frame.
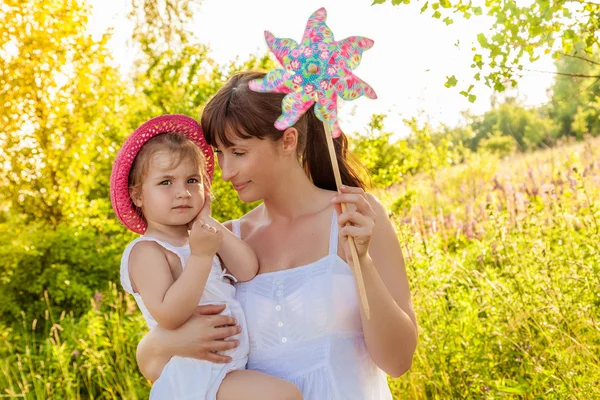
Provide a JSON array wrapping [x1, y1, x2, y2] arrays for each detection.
[[0, 201, 133, 326], [349, 115, 418, 188], [478, 131, 518, 157], [471, 99, 556, 151], [372, 1, 600, 97]]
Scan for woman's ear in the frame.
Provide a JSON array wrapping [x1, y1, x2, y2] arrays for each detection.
[[281, 127, 299, 155]]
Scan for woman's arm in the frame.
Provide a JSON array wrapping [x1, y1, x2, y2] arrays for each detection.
[[136, 304, 241, 381], [332, 186, 418, 378]]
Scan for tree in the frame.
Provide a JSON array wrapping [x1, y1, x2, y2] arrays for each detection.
[[471, 99, 555, 151], [372, 0, 600, 98]]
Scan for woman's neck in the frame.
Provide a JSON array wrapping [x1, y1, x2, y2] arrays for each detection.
[[262, 164, 333, 222]]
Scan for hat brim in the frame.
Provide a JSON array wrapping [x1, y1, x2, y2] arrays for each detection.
[[110, 114, 214, 234]]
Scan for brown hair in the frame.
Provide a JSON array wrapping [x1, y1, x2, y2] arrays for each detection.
[[128, 132, 209, 220], [201, 71, 366, 191]]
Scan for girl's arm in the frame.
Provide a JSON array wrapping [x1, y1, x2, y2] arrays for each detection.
[[332, 186, 418, 378], [206, 217, 259, 282], [129, 222, 222, 330]]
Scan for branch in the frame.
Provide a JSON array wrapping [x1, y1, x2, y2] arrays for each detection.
[[519, 67, 600, 78], [561, 52, 600, 66]]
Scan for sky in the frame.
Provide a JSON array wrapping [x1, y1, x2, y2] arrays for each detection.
[[87, 0, 556, 138]]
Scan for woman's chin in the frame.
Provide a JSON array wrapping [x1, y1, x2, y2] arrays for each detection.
[[237, 189, 259, 203]]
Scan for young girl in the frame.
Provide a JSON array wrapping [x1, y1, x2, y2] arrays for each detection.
[[110, 114, 302, 400]]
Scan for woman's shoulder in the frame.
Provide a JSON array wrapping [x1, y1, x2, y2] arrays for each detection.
[[223, 204, 264, 234]]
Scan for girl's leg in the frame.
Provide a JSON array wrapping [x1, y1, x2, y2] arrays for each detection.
[[217, 370, 303, 400]]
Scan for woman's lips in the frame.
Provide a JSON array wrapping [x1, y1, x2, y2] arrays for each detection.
[[232, 182, 249, 192]]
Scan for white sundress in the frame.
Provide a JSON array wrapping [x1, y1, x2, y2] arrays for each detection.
[[233, 211, 393, 400], [120, 237, 249, 400]]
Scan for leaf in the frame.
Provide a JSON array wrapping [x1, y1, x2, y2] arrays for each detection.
[[420, 1, 429, 12], [445, 75, 458, 88], [371, 0, 387, 4], [443, 17, 454, 25], [433, 10, 442, 18], [468, 94, 477, 103], [477, 33, 489, 47]]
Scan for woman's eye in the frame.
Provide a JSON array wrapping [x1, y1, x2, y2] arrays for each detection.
[[233, 151, 245, 156], [213, 148, 222, 154]]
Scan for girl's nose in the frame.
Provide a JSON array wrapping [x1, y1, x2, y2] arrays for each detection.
[[176, 186, 192, 198]]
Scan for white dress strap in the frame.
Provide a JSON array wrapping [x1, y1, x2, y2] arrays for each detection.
[[328, 210, 339, 256], [231, 219, 241, 239], [120, 237, 189, 294]]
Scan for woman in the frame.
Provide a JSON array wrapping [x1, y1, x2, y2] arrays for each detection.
[[136, 71, 418, 399]]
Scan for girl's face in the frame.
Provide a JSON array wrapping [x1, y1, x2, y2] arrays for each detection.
[[133, 150, 205, 229], [215, 131, 286, 203]]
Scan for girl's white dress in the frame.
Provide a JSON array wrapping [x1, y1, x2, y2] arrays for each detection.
[[120, 237, 249, 400], [233, 211, 393, 400]]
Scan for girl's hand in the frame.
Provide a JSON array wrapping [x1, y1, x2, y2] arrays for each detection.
[[189, 220, 223, 258], [188, 193, 213, 230], [331, 185, 377, 262]]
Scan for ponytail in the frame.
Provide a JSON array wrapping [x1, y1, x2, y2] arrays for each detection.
[[302, 107, 367, 191]]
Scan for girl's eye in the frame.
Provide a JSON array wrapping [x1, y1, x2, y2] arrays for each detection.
[[233, 151, 245, 156], [187, 178, 199, 184], [213, 148, 222, 154], [159, 180, 171, 185]]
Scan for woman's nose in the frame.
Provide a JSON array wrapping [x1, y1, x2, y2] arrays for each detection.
[[219, 158, 237, 182]]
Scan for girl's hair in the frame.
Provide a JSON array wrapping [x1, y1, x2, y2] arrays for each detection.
[[128, 132, 209, 220], [201, 71, 366, 191]]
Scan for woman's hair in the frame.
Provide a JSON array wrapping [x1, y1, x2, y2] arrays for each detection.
[[201, 71, 366, 191], [128, 132, 209, 219]]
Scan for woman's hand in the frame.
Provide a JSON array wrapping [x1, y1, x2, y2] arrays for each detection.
[[331, 185, 377, 262], [137, 304, 241, 381]]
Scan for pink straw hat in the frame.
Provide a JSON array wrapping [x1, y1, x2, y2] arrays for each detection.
[[110, 114, 214, 234]]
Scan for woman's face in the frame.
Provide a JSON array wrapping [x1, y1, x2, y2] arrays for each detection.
[[214, 130, 287, 203]]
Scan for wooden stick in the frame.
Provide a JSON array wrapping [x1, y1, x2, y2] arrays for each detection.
[[322, 121, 371, 320]]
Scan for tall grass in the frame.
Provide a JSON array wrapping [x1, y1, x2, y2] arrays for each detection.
[[388, 137, 600, 399], [0, 286, 150, 399]]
